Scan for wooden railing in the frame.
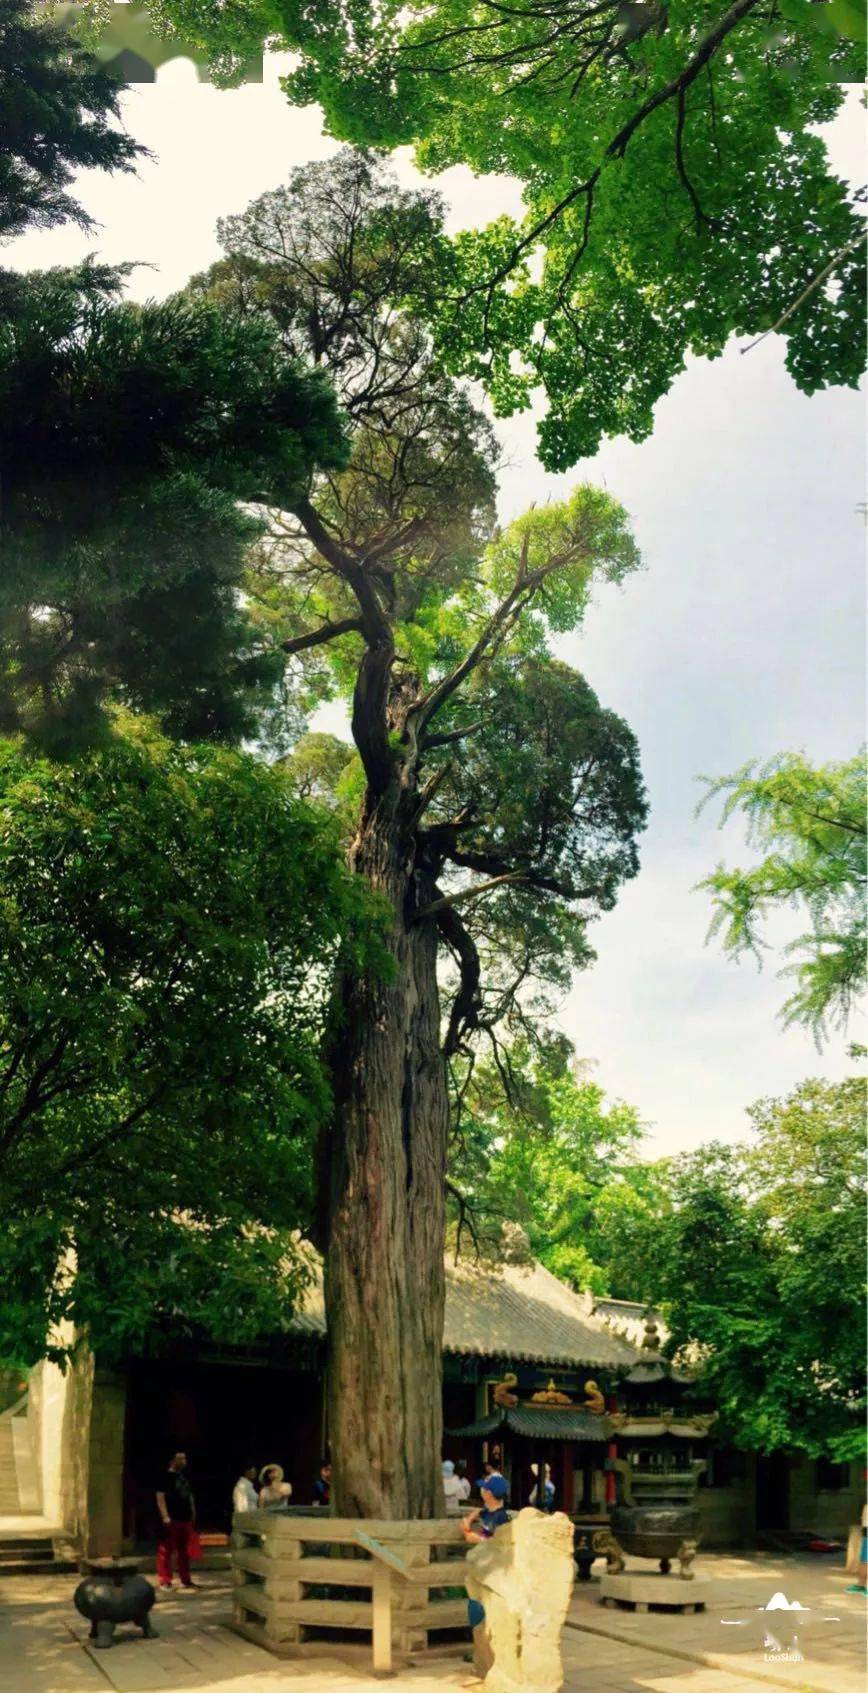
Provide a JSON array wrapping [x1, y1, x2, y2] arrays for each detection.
[[230, 1509, 470, 1674]]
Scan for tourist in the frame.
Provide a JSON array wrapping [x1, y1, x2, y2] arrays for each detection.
[[461, 1474, 510, 1682], [529, 1462, 555, 1511], [442, 1459, 465, 1514], [155, 1451, 197, 1591], [455, 1459, 472, 1502], [232, 1463, 258, 1516], [461, 1472, 510, 1545], [258, 1463, 292, 1510], [312, 1461, 332, 1506], [476, 1460, 504, 1493]]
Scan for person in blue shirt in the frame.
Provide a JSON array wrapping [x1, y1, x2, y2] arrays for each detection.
[[312, 1461, 331, 1507], [461, 1473, 510, 1680]]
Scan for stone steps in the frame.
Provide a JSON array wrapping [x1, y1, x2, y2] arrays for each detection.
[[0, 1533, 79, 1575]]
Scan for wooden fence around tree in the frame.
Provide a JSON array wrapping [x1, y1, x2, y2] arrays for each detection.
[[230, 1509, 471, 1673]]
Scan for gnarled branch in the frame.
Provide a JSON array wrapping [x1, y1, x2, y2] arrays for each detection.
[[438, 898, 483, 1057], [293, 496, 396, 793], [466, 0, 760, 314], [416, 870, 527, 920], [281, 616, 364, 655]]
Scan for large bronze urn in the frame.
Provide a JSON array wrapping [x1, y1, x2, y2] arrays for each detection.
[[604, 1460, 705, 1578]]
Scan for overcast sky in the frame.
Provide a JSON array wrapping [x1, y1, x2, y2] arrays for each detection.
[[6, 57, 864, 1157]]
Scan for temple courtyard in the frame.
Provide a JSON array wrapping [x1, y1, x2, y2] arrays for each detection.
[[0, 1553, 864, 1693]]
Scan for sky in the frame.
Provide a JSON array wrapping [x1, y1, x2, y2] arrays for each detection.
[[6, 56, 864, 1158]]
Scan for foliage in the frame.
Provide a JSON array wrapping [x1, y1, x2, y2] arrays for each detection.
[[2, 157, 647, 1482], [185, 154, 648, 1054], [187, 150, 447, 424], [0, 0, 142, 240], [149, 1, 866, 469], [447, 1035, 668, 1296], [454, 1037, 867, 1459], [698, 749, 866, 1041], [0, 715, 383, 1363], [646, 1074, 867, 1459], [0, 261, 346, 747], [279, 731, 356, 804]]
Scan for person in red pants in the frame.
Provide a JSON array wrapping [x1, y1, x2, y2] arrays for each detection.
[[155, 1451, 197, 1590]]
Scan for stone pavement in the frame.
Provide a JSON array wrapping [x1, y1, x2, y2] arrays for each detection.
[[0, 1555, 863, 1693], [567, 1550, 868, 1693]]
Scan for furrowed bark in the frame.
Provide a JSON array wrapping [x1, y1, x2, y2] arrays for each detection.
[[323, 796, 449, 1518]]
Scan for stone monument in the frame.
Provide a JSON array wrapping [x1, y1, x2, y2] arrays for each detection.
[[464, 1507, 575, 1692]]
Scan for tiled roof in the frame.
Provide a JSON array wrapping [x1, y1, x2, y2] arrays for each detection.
[[443, 1260, 640, 1367], [449, 1406, 611, 1442], [505, 1405, 611, 1442], [289, 1257, 641, 1370], [594, 1297, 649, 1316], [592, 1296, 669, 1350]]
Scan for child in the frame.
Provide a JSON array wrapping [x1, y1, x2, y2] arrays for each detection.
[[461, 1474, 510, 1682]]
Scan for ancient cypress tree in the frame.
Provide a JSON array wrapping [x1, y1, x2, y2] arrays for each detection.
[[188, 153, 648, 1516]]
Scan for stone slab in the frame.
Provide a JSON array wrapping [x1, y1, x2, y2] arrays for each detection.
[[0, 1558, 863, 1693], [600, 1572, 712, 1612]]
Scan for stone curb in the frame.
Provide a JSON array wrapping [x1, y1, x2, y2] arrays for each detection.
[[564, 1613, 840, 1693]]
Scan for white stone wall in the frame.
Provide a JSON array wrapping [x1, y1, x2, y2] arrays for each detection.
[[33, 1357, 68, 1521]]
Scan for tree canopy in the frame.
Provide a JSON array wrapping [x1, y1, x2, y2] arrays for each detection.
[[445, 1035, 670, 1296], [0, 261, 346, 748], [187, 151, 447, 426], [461, 1046, 866, 1459], [644, 1072, 867, 1460], [0, 0, 141, 240], [148, 1, 866, 467], [186, 154, 648, 1064], [0, 715, 382, 1366], [698, 749, 866, 1041], [0, 150, 648, 1510]]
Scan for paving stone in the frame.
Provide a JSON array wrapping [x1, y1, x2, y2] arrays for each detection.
[[0, 1558, 865, 1693]]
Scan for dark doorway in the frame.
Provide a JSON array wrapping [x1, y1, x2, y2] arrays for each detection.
[[124, 1356, 324, 1541], [756, 1451, 790, 1530]]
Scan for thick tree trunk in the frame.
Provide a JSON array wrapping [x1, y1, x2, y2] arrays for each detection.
[[323, 799, 448, 1518]]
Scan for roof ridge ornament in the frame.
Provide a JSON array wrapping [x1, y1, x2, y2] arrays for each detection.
[[581, 1379, 606, 1414], [530, 1379, 573, 1406], [492, 1373, 519, 1408], [641, 1311, 662, 1353]]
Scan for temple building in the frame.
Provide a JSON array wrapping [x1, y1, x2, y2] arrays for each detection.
[[0, 1257, 861, 1566]]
